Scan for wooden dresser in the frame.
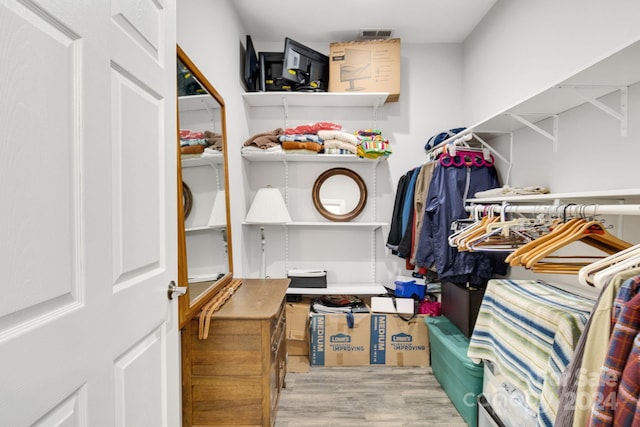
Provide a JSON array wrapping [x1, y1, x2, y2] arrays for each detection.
[[181, 278, 290, 427]]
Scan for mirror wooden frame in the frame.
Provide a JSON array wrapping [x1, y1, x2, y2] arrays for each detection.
[[176, 45, 234, 329], [312, 167, 367, 222]]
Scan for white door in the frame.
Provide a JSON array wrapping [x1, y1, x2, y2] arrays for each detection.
[[0, 1, 179, 426]]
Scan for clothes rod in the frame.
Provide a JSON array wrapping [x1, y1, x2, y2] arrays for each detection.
[[465, 203, 640, 217]]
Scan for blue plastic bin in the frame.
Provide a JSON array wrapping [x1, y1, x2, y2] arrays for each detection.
[[394, 280, 425, 300]]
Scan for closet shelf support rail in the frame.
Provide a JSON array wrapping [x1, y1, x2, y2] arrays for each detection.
[[465, 203, 640, 217], [507, 113, 558, 152], [559, 85, 628, 136]]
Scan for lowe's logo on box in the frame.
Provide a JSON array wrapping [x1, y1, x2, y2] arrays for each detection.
[[330, 333, 351, 343], [392, 333, 412, 343], [391, 332, 426, 352], [330, 333, 365, 352]]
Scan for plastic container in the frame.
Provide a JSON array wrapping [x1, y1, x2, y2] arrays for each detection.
[[425, 316, 484, 427], [394, 279, 425, 300]]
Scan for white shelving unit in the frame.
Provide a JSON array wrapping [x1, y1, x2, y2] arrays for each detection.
[[242, 92, 390, 295], [179, 95, 228, 285], [454, 41, 640, 249], [178, 94, 220, 112], [243, 91, 388, 108], [468, 188, 640, 204], [242, 152, 388, 163], [436, 40, 640, 152]]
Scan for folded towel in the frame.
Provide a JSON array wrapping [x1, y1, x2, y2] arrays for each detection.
[[474, 185, 550, 198]]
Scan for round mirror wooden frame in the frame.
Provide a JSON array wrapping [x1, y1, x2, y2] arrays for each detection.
[[312, 167, 367, 222]]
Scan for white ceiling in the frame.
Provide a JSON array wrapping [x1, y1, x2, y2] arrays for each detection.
[[231, 0, 497, 44]]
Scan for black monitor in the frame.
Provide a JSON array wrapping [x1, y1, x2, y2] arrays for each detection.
[[259, 52, 292, 92], [243, 35, 258, 92], [281, 38, 329, 91]]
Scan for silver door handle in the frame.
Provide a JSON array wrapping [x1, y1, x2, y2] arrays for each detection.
[[168, 281, 187, 300]]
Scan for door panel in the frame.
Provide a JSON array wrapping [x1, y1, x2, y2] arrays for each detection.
[[0, 0, 178, 425]]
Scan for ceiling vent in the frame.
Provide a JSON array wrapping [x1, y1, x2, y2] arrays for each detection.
[[359, 29, 393, 39]]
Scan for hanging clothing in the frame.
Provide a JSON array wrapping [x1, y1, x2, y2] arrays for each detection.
[[555, 268, 640, 427], [410, 162, 436, 266], [396, 167, 421, 259], [587, 282, 640, 426], [613, 333, 640, 427], [386, 170, 411, 254], [414, 161, 504, 284]]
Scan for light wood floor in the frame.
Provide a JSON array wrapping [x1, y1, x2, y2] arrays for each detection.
[[275, 365, 468, 426]]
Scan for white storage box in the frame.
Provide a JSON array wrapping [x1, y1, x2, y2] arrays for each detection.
[[482, 360, 537, 427], [370, 296, 414, 314]]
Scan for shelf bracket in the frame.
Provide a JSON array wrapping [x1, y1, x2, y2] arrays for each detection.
[[508, 113, 559, 152], [564, 85, 628, 136], [281, 96, 289, 129]]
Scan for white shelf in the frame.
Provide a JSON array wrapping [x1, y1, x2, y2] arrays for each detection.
[[241, 152, 388, 163], [441, 39, 640, 144], [286, 221, 386, 229], [242, 221, 387, 229], [182, 153, 223, 167], [242, 91, 389, 108], [467, 188, 640, 204], [186, 225, 226, 232], [178, 94, 219, 112], [188, 272, 224, 284], [286, 284, 387, 295]]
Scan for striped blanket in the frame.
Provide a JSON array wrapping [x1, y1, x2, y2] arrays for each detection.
[[468, 279, 595, 427]]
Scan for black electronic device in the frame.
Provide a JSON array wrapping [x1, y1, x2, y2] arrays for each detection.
[[243, 35, 258, 92], [281, 37, 329, 91], [177, 57, 206, 96], [258, 52, 292, 92]]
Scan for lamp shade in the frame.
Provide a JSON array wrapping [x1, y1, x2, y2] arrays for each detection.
[[207, 190, 227, 227], [244, 187, 291, 224]]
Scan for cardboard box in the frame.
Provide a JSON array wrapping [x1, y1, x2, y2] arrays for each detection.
[[286, 298, 311, 356], [328, 38, 401, 102], [309, 312, 371, 366], [370, 296, 415, 314], [287, 355, 310, 373], [370, 314, 430, 366]]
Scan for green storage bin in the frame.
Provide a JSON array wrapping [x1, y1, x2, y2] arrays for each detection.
[[425, 316, 483, 427]]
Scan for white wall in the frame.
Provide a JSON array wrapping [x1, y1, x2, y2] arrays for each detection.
[[178, 1, 640, 286], [177, 0, 249, 277], [460, 1, 640, 287], [462, 0, 640, 125], [178, 0, 466, 281]]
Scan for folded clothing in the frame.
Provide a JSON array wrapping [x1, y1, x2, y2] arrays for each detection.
[[474, 185, 550, 198], [284, 122, 341, 135], [323, 139, 357, 154], [243, 128, 283, 149], [281, 140, 322, 152], [317, 130, 358, 145]]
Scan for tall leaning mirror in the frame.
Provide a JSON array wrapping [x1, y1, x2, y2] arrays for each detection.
[[176, 45, 233, 329]]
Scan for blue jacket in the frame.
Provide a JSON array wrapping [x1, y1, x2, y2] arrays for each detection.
[[415, 162, 506, 284]]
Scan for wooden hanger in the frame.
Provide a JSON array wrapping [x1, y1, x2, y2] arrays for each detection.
[[517, 218, 589, 267], [522, 220, 632, 271], [504, 218, 574, 266]]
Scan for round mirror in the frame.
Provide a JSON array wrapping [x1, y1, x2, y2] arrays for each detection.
[[312, 167, 367, 222]]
